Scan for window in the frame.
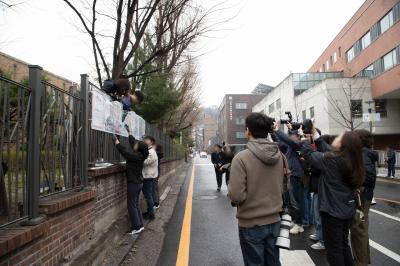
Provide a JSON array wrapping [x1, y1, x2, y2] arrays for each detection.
[[235, 103, 247, 109], [302, 110, 307, 121], [361, 32, 371, 50], [347, 46, 355, 62], [380, 10, 393, 34], [351, 100, 363, 118], [326, 60, 330, 70], [364, 64, 374, 77], [269, 103, 275, 113], [383, 49, 398, 71], [333, 52, 337, 63], [236, 117, 245, 125], [310, 107, 315, 118], [375, 99, 387, 118], [276, 98, 281, 110], [338, 46, 342, 58], [236, 132, 245, 139]]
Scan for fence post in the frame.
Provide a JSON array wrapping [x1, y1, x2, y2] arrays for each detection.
[[25, 65, 45, 225], [80, 74, 89, 187]]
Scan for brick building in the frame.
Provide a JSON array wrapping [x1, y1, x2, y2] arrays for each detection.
[[309, 0, 400, 99], [217, 94, 264, 153]]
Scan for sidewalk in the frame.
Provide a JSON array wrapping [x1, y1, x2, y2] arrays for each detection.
[[377, 167, 399, 179]]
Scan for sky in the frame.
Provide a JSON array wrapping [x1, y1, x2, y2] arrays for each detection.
[[1, 0, 365, 106]]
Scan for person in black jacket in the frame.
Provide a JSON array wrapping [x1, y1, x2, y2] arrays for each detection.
[[350, 129, 379, 266], [211, 145, 224, 191], [113, 132, 149, 235], [300, 128, 365, 266], [385, 146, 396, 178], [219, 146, 234, 186], [272, 126, 305, 234]]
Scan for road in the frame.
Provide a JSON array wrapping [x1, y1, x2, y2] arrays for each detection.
[[157, 155, 400, 266]]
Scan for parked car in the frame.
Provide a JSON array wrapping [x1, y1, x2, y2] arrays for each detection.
[[200, 151, 207, 158]]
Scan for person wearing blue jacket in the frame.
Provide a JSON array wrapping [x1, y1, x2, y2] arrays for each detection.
[[272, 125, 305, 234]]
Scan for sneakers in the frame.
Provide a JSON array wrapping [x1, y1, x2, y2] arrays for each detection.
[[154, 204, 160, 209], [311, 241, 325, 250], [289, 224, 304, 234], [371, 197, 376, 206], [309, 234, 318, 241], [128, 227, 144, 235]]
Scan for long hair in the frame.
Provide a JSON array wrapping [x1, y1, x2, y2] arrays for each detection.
[[337, 131, 365, 188], [354, 129, 373, 149]]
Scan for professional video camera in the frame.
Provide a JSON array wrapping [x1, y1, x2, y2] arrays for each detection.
[[279, 111, 314, 135]]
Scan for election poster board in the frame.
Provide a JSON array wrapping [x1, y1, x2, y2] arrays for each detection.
[[91, 87, 146, 138]]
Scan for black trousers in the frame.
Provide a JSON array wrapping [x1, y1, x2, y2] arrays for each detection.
[[225, 170, 230, 185], [321, 211, 354, 266], [127, 182, 144, 230], [215, 168, 223, 188]]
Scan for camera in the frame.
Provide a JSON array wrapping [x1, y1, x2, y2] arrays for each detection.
[[275, 208, 292, 250], [280, 111, 293, 124], [280, 111, 314, 135]]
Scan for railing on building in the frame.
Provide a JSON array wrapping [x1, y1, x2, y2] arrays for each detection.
[[0, 66, 182, 228]]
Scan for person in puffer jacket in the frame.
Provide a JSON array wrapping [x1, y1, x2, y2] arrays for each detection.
[[350, 129, 378, 266]]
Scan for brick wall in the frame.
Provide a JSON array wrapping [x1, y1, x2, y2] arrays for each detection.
[[0, 159, 184, 266]]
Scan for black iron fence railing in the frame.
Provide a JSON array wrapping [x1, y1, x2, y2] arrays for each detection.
[[0, 65, 183, 228], [0, 76, 31, 226]]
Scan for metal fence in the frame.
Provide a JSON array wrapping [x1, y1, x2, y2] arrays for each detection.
[[0, 76, 31, 226]]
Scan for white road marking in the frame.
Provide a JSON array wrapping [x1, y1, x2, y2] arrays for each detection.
[[194, 163, 213, 166], [160, 186, 171, 202], [370, 209, 400, 222], [369, 239, 400, 263], [280, 249, 315, 266]]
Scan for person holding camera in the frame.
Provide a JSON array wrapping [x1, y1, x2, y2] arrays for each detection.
[[300, 127, 365, 266], [113, 129, 149, 235], [229, 113, 284, 266], [350, 129, 379, 266], [272, 123, 305, 235]]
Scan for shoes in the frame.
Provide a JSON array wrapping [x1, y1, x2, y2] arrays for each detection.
[[128, 227, 144, 235], [217, 187, 221, 192], [311, 241, 325, 250], [371, 197, 376, 206], [309, 234, 318, 241], [289, 224, 304, 234], [154, 204, 160, 209]]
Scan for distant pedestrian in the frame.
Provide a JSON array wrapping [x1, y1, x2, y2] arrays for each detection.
[[153, 144, 164, 209], [211, 144, 224, 192], [113, 131, 149, 235], [229, 113, 284, 266], [219, 146, 234, 186], [142, 136, 159, 220], [385, 146, 396, 178]]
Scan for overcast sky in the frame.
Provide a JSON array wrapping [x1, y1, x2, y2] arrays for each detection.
[[1, 0, 364, 106]]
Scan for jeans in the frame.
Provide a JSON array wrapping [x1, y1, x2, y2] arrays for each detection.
[[127, 182, 143, 230], [321, 212, 354, 266], [350, 200, 371, 266], [388, 163, 395, 177], [311, 193, 323, 242], [239, 222, 281, 266], [215, 167, 223, 188], [142, 179, 155, 215], [289, 176, 303, 224], [302, 187, 311, 225]]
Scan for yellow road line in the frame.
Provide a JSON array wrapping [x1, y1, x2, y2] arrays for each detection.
[[375, 197, 400, 205], [176, 164, 195, 266]]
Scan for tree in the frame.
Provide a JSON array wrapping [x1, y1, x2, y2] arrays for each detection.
[[325, 77, 370, 131], [62, 0, 212, 86]]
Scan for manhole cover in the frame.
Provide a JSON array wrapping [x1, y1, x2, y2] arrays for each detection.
[[194, 195, 219, 200]]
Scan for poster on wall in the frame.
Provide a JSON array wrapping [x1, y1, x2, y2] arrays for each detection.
[[91, 87, 146, 137]]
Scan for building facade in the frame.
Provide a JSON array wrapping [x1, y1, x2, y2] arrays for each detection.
[[218, 94, 264, 152], [308, 0, 400, 99]]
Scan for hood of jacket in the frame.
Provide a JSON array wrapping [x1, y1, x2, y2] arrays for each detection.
[[247, 138, 281, 165]]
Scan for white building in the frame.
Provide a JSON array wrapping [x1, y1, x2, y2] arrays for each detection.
[[253, 73, 400, 148]]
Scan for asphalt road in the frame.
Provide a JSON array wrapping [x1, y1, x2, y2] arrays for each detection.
[[157, 156, 400, 266]]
